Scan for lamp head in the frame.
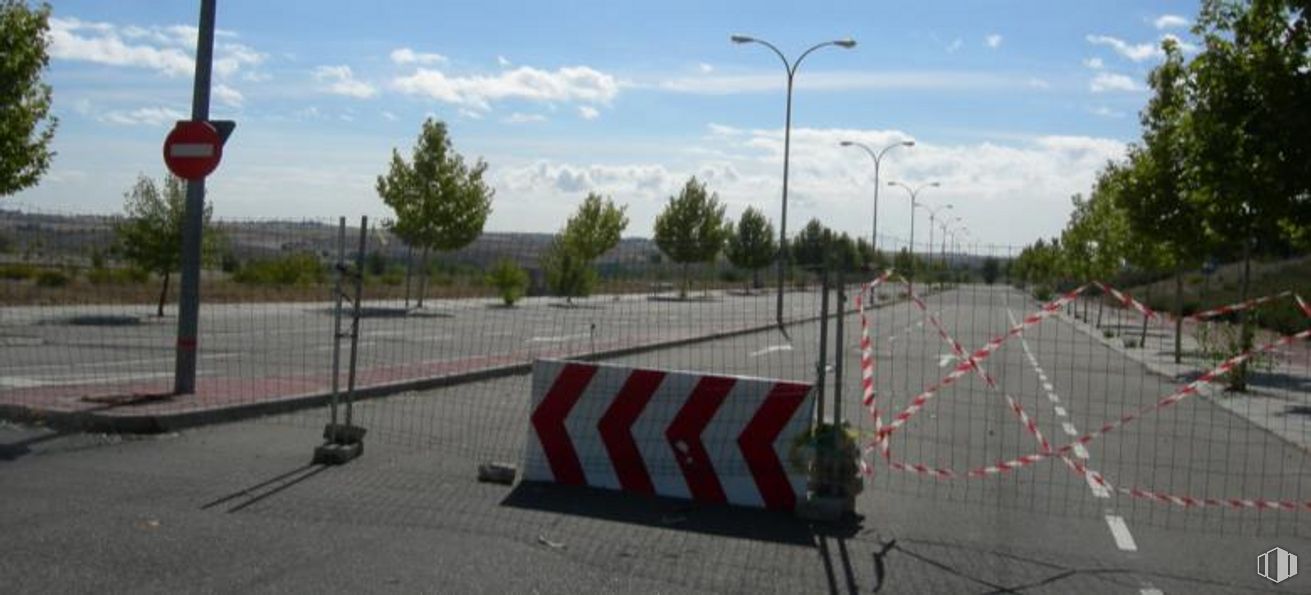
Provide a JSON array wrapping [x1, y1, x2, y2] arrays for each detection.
[[929, 182, 941, 188], [731, 34, 754, 44], [834, 38, 857, 49], [840, 140, 854, 147], [902, 140, 916, 147]]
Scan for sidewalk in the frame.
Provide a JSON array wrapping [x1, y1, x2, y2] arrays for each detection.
[[1056, 299, 1311, 452]]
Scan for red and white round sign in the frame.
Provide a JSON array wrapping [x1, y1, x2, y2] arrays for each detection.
[[162, 121, 223, 180]]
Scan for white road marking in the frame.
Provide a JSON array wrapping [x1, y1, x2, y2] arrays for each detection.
[[1047, 393, 1060, 403], [0, 353, 236, 373], [1139, 587, 1163, 595], [1072, 443, 1090, 460], [526, 333, 589, 343], [0, 372, 173, 388], [749, 344, 793, 357], [1043, 382, 1055, 392], [938, 354, 956, 367], [1085, 469, 1111, 498], [1054, 406, 1067, 417], [1104, 515, 1138, 551], [1062, 422, 1079, 436]]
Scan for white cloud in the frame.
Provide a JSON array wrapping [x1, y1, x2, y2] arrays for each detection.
[[1083, 57, 1105, 70], [657, 70, 1017, 95], [457, 108, 483, 120], [491, 124, 1126, 246], [313, 65, 378, 99], [1090, 72, 1140, 93], [1085, 34, 1162, 62], [504, 112, 547, 124], [49, 17, 264, 79], [381, 111, 398, 121], [945, 38, 963, 53], [698, 62, 714, 73], [1026, 77, 1051, 89], [49, 17, 193, 76], [393, 65, 620, 111], [1160, 33, 1201, 54], [99, 106, 187, 126], [578, 106, 600, 120], [214, 83, 244, 107], [1154, 14, 1190, 30], [389, 48, 448, 65], [497, 55, 512, 67], [1089, 105, 1125, 118], [985, 34, 1003, 49]]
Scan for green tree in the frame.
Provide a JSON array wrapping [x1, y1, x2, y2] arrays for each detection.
[[542, 238, 596, 304], [561, 192, 628, 261], [653, 176, 729, 298], [486, 258, 528, 306], [1189, 0, 1311, 386], [376, 118, 493, 308], [791, 219, 829, 270], [725, 206, 776, 290], [981, 257, 1000, 285], [0, 1, 57, 197], [116, 174, 216, 317]]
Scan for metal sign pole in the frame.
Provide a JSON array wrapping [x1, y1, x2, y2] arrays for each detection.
[[172, 0, 216, 395]]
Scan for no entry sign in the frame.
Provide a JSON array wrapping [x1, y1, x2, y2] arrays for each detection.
[[163, 120, 232, 180]]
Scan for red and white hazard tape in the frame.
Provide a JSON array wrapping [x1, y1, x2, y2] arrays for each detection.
[[873, 285, 1087, 459], [1094, 282, 1308, 326], [880, 328, 1311, 479]]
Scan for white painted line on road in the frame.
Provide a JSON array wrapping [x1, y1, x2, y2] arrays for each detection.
[[1047, 393, 1060, 403], [1072, 443, 1089, 460], [526, 333, 589, 343], [1104, 515, 1138, 551], [1085, 468, 1110, 497], [1062, 422, 1079, 436], [0, 353, 236, 373], [1043, 382, 1055, 392], [1054, 406, 1067, 417], [1139, 586, 1163, 595], [749, 344, 793, 357]]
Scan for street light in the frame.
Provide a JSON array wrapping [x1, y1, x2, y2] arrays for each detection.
[[839, 140, 915, 261], [886, 181, 940, 290], [922, 203, 953, 280], [733, 33, 856, 329], [939, 215, 962, 269]]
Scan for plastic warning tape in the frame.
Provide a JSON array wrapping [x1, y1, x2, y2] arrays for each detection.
[[1065, 459, 1311, 511], [873, 285, 1088, 459], [880, 327, 1311, 478]]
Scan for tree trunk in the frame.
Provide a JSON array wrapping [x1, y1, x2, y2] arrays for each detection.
[[680, 263, 689, 299], [1140, 285, 1151, 347], [1173, 271, 1184, 364], [156, 271, 170, 317], [752, 268, 761, 291], [1234, 239, 1253, 391], [417, 247, 430, 309], [404, 245, 413, 308]]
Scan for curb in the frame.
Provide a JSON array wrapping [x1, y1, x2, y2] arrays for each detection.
[[4, 290, 914, 435]]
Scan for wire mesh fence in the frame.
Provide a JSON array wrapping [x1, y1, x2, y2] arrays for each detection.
[[2, 205, 1309, 539]]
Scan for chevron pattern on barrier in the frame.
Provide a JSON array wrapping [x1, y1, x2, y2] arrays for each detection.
[[523, 359, 815, 510]]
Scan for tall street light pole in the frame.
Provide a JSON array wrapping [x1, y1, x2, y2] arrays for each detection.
[[732, 34, 856, 331], [887, 181, 940, 292], [940, 215, 962, 269], [923, 203, 953, 281], [839, 140, 914, 262]]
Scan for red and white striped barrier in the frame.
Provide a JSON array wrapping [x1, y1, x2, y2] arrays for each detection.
[[523, 359, 814, 511]]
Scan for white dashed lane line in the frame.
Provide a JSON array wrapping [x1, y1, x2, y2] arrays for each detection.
[[1104, 515, 1139, 551]]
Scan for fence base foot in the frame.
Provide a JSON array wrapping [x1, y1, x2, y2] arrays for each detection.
[[313, 441, 363, 465], [797, 494, 853, 522]]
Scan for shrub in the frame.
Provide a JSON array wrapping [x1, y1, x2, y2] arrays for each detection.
[[0, 263, 37, 280], [87, 267, 150, 285], [232, 253, 326, 285], [1032, 285, 1053, 302], [487, 258, 528, 306], [35, 270, 70, 288]]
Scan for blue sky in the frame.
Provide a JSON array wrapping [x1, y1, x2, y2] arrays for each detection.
[[14, 0, 1203, 248]]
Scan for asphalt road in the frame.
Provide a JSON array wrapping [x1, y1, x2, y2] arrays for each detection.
[[3, 284, 1310, 592], [0, 289, 827, 397]]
